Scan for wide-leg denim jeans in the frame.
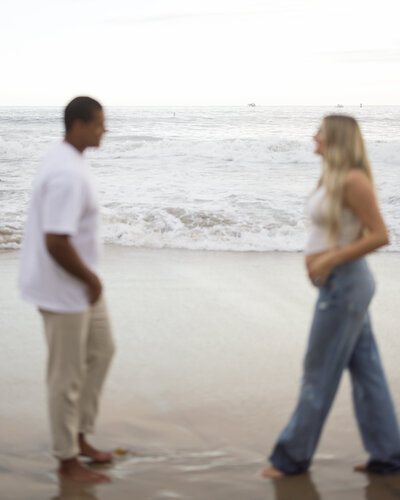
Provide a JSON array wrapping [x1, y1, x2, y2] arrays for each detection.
[[270, 258, 400, 474]]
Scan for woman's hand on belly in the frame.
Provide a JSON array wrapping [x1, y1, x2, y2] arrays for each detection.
[[306, 250, 336, 287]]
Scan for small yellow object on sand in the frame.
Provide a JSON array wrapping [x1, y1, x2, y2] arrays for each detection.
[[115, 448, 127, 455]]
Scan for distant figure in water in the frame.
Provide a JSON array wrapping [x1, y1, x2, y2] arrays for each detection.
[[19, 97, 115, 483], [263, 115, 400, 478]]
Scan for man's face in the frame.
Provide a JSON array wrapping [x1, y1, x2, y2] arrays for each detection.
[[79, 109, 107, 148]]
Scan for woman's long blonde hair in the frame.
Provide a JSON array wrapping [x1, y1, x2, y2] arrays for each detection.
[[319, 115, 373, 241]]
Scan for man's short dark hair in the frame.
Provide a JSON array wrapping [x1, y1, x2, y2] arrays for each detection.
[[64, 96, 103, 131]]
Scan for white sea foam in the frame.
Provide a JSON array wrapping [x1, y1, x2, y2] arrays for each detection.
[[1, 106, 400, 251]]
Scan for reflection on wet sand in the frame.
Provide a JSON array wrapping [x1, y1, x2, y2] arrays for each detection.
[[270, 471, 400, 500], [53, 477, 99, 500], [364, 472, 400, 500], [271, 473, 320, 500], [52, 460, 117, 500]]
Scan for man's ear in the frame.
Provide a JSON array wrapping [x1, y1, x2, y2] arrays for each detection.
[[70, 119, 86, 134]]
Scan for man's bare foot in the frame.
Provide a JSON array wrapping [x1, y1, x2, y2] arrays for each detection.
[[58, 458, 110, 483], [79, 434, 114, 463], [354, 463, 368, 473], [262, 465, 285, 478]]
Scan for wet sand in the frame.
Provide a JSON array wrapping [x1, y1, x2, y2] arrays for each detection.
[[1, 247, 400, 499]]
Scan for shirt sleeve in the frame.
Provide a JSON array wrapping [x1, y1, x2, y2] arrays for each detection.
[[42, 170, 83, 235]]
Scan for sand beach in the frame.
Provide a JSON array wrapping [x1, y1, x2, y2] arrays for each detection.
[[1, 247, 400, 499]]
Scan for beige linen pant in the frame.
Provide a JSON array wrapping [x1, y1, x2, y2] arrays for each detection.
[[40, 296, 115, 460]]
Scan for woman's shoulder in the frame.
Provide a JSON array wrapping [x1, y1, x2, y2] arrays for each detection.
[[344, 168, 371, 189], [343, 168, 374, 205]]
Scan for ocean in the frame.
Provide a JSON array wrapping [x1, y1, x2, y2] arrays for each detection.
[[1, 105, 400, 251]]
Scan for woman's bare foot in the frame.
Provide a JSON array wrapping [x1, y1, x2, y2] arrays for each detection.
[[354, 463, 368, 473], [262, 465, 285, 478], [58, 458, 110, 483], [79, 434, 114, 463]]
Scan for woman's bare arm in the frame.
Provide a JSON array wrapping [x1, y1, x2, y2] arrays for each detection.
[[307, 169, 389, 283]]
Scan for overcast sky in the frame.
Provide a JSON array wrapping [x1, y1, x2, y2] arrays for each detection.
[[1, 0, 399, 106]]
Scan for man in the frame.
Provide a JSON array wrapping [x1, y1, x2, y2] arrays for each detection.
[[19, 96, 115, 483]]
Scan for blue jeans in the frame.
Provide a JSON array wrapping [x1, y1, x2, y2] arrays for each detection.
[[270, 258, 400, 475]]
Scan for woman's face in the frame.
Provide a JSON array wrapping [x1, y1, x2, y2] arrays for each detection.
[[313, 123, 325, 156]]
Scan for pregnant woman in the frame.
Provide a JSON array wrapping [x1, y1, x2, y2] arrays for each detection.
[[263, 114, 400, 477]]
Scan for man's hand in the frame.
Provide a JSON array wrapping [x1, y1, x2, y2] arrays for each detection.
[[86, 272, 103, 304], [46, 234, 102, 304]]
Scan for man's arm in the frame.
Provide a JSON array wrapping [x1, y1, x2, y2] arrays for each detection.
[[46, 234, 102, 304]]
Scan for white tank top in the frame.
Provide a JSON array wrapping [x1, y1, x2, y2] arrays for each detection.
[[305, 185, 363, 255]]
